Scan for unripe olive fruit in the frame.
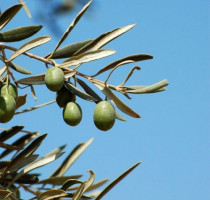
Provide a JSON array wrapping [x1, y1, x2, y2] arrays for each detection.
[[63, 102, 82, 126], [93, 101, 115, 131], [56, 87, 75, 108], [0, 83, 18, 100], [44, 67, 65, 92], [0, 94, 16, 123]]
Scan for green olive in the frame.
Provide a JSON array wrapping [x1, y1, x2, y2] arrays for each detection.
[[93, 101, 115, 131], [45, 67, 65, 92], [0, 94, 16, 123], [63, 102, 82, 126], [0, 83, 18, 100], [56, 86, 75, 108]]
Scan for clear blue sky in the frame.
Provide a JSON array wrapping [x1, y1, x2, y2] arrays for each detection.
[[1, 0, 209, 199]]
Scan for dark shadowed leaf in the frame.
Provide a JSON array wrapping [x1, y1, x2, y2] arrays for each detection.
[[95, 162, 142, 200], [49, 40, 93, 59], [8, 36, 51, 61], [51, 138, 94, 177], [65, 82, 98, 102], [61, 179, 83, 191], [91, 80, 140, 118], [3, 134, 47, 175], [50, 0, 92, 57], [74, 24, 135, 55], [0, 142, 22, 150], [0, 189, 12, 199], [0, 4, 22, 30], [60, 49, 116, 68], [0, 132, 39, 159], [37, 175, 83, 185], [72, 170, 95, 200], [16, 93, 28, 109], [76, 78, 102, 103], [9, 154, 39, 172], [0, 125, 24, 142], [0, 25, 42, 42], [37, 189, 67, 200], [92, 54, 153, 77]]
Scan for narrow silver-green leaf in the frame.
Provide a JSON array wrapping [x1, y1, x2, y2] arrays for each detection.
[[51, 138, 94, 177], [17, 74, 45, 85], [60, 49, 116, 68], [92, 54, 153, 77], [124, 79, 169, 94], [50, 0, 92, 57], [61, 179, 83, 191], [37, 189, 67, 200], [49, 40, 93, 59], [72, 170, 95, 200], [0, 4, 22, 30], [8, 36, 51, 61], [0, 25, 42, 42], [68, 178, 109, 192], [74, 24, 135, 55], [37, 175, 83, 185], [9, 62, 32, 75], [15, 100, 56, 115], [18, 0, 32, 18], [115, 112, 127, 121], [91, 80, 140, 118], [0, 65, 7, 76], [43, 144, 66, 159], [65, 82, 98, 102], [95, 162, 142, 200]]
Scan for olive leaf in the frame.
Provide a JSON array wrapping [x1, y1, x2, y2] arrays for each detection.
[[92, 54, 153, 77], [37, 175, 83, 185], [0, 132, 40, 159], [0, 189, 12, 199], [0, 142, 22, 150], [51, 138, 94, 177], [0, 125, 24, 142], [60, 49, 116, 68], [61, 179, 83, 191], [16, 93, 28, 109], [17, 74, 45, 85], [48, 39, 93, 59], [64, 82, 98, 102], [37, 189, 68, 200], [0, 25, 42, 42], [0, 4, 22, 30], [124, 79, 169, 94], [72, 170, 95, 200], [8, 36, 51, 62], [74, 24, 135, 56], [9, 62, 32, 75], [18, 0, 32, 18], [0, 65, 7, 76], [91, 80, 140, 118], [50, 0, 92, 58], [95, 162, 142, 200]]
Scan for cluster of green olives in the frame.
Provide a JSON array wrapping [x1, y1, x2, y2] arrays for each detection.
[[45, 67, 116, 131], [0, 83, 18, 123]]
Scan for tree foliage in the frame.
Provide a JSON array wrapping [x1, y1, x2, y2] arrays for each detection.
[[0, 1, 168, 199]]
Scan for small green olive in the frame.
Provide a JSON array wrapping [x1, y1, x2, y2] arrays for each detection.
[[63, 102, 82, 126], [0, 83, 18, 100], [0, 94, 16, 123], [93, 101, 115, 131], [45, 67, 65, 92], [56, 87, 75, 108]]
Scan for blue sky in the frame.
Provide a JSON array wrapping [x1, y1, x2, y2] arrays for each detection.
[[0, 0, 209, 199]]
